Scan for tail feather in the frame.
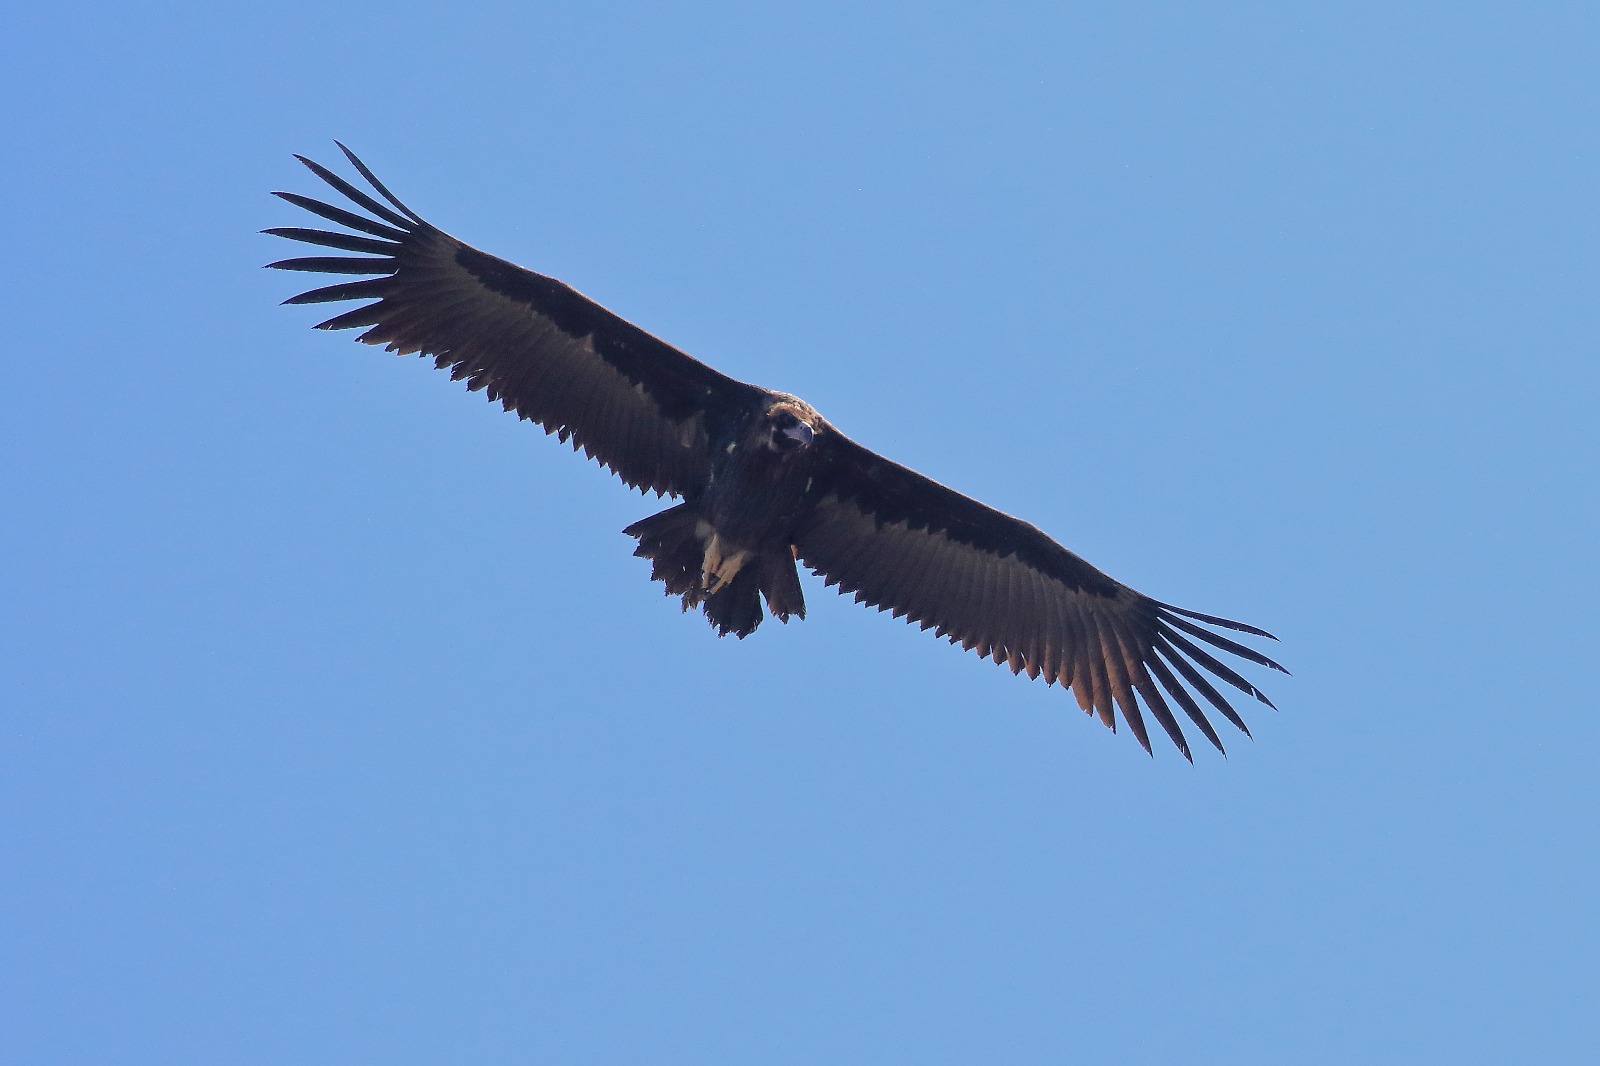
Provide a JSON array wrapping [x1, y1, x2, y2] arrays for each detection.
[[623, 505, 806, 638], [757, 548, 806, 623], [623, 503, 703, 600], [702, 567, 766, 638]]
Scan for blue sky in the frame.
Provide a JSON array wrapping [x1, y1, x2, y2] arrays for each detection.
[[4, 2, 1597, 1062]]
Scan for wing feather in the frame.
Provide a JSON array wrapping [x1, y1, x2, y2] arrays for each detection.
[[267, 146, 765, 497], [1146, 651, 1226, 755], [1130, 665, 1192, 762], [1021, 567, 1050, 675], [1037, 567, 1070, 685], [1079, 608, 1115, 729], [272, 192, 409, 240], [999, 556, 1026, 671], [970, 548, 999, 657], [292, 151, 418, 229], [795, 429, 1285, 756], [267, 256, 394, 275], [1159, 612, 1286, 673], [1156, 624, 1278, 710], [262, 227, 397, 255], [1102, 623, 1151, 753], [1155, 641, 1253, 738]]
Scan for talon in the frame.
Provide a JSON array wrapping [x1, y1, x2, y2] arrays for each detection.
[[699, 532, 750, 595]]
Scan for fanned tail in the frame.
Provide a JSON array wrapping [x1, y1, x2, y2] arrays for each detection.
[[623, 505, 806, 638]]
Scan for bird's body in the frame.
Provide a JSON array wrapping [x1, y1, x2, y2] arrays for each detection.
[[627, 395, 822, 637], [268, 145, 1286, 759]]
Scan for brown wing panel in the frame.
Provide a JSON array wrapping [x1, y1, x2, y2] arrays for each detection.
[[268, 146, 764, 498], [795, 430, 1285, 758]]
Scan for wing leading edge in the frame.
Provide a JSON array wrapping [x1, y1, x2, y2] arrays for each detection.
[[796, 430, 1286, 759], [266, 144, 764, 498]]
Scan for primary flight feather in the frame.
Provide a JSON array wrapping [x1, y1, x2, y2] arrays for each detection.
[[267, 144, 1286, 760]]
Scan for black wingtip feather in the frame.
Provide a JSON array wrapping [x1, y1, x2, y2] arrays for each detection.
[[316, 306, 389, 331], [1159, 626, 1277, 710], [266, 256, 393, 275], [1144, 652, 1227, 755], [293, 153, 416, 231], [283, 277, 391, 305], [1156, 600, 1279, 641], [262, 226, 400, 255], [1132, 672, 1194, 763], [1154, 641, 1253, 739], [272, 191, 410, 241], [334, 142, 425, 224], [1158, 612, 1288, 675]]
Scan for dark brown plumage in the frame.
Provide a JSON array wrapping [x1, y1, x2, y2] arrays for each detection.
[[267, 144, 1287, 759]]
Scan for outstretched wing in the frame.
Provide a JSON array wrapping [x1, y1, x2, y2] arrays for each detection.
[[266, 144, 765, 497], [795, 429, 1286, 759]]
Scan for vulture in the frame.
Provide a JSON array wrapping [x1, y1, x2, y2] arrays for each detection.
[[267, 144, 1286, 760]]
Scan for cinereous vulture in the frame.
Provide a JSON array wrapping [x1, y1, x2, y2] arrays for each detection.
[[267, 144, 1286, 759]]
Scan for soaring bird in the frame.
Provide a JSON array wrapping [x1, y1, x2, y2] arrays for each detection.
[[267, 144, 1286, 759]]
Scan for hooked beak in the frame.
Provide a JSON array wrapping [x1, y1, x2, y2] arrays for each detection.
[[781, 420, 814, 447]]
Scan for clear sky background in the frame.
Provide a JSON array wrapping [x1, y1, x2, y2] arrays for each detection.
[[4, 3, 1596, 1063]]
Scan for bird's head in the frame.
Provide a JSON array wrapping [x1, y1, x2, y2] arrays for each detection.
[[764, 403, 817, 454]]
